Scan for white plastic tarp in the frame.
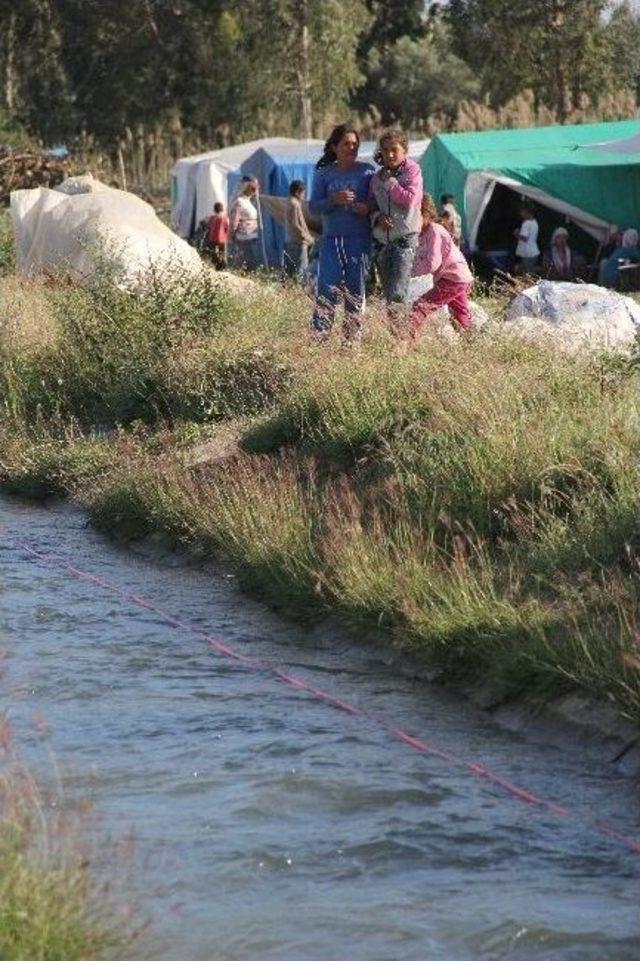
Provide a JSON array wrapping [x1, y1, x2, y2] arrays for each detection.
[[11, 175, 203, 285], [504, 280, 640, 352], [465, 171, 613, 249]]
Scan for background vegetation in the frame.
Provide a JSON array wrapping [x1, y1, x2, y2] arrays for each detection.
[[1, 1, 639, 191]]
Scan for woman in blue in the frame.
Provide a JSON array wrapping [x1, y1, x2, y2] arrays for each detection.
[[309, 125, 374, 342]]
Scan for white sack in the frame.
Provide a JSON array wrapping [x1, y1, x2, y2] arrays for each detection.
[[11, 175, 203, 286], [504, 280, 640, 351]]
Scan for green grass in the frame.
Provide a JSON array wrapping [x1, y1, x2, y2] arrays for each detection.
[[1, 260, 640, 721], [0, 758, 140, 961]]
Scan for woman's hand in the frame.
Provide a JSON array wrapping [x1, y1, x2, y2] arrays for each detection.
[[352, 202, 369, 217], [331, 189, 356, 206]]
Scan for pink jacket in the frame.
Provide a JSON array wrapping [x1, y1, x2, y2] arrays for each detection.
[[369, 156, 423, 243], [413, 221, 473, 285]]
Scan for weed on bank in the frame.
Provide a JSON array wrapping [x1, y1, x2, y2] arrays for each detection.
[[1, 267, 640, 720]]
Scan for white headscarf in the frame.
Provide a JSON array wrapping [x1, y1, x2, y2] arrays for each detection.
[[622, 228, 639, 247], [551, 227, 571, 273]]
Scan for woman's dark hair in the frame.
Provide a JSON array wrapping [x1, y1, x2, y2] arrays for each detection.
[[316, 124, 360, 168], [289, 179, 306, 197], [373, 128, 408, 166]]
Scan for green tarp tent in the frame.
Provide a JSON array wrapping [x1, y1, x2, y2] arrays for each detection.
[[421, 120, 640, 246]]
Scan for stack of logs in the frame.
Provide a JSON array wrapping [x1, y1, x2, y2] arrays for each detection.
[[0, 146, 69, 205]]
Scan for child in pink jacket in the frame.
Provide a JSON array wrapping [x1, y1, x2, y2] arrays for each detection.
[[409, 192, 473, 340]]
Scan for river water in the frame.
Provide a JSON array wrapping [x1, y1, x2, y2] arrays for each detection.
[[0, 496, 638, 961]]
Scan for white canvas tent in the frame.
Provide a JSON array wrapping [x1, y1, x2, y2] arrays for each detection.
[[171, 138, 304, 237]]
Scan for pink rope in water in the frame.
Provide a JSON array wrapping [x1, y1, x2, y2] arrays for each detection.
[[5, 531, 640, 857]]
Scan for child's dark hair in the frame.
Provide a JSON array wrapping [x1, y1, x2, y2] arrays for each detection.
[[316, 124, 360, 168], [441, 193, 455, 206], [520, 202, 535, 217], [373, 128, 409, 166], [214, 202, 224, 213], [289, 179, 306, 197]]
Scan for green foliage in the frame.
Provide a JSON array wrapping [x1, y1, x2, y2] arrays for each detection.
[[1, 0, 638, 148], [0, 763, 132, 961], [0, 210, 15, 275], [362, 26, 481, 130], [447, 0, 633, 119]]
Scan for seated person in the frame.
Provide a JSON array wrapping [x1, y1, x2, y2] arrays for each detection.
[[598, 228, 640, 287], [543, 227, 575, 280]]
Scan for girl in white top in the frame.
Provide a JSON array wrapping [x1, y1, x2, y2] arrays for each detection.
[[514, 203, 540, 275]]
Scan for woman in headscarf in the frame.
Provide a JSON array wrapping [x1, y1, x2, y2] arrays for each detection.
[[598, 228, 640, 287], [544, 227, 574, 280]]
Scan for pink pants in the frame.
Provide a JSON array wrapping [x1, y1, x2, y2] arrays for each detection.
[[409, 279, 472, 337]]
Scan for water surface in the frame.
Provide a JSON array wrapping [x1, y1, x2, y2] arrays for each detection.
[[1, 497, 638, 960]]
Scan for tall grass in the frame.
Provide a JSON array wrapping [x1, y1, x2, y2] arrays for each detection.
[[1, 263, 639, 719], [0, 751, 142, 961]]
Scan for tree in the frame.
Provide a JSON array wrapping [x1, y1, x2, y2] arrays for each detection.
[[448, 0, 620, 121], [363, 24, 481, 130]]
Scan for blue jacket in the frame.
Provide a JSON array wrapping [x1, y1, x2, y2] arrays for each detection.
[[309, 161, 374, 240]]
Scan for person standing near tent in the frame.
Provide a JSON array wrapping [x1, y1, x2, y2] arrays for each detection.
[[369, 128, 423, 334], [229, 176, 261, 270], [409, 192, 473, 340], [514, 203, 540, 275], [284, 180, 314, 281], [208, 202, 229, 269], [308, 125, 374, 343]]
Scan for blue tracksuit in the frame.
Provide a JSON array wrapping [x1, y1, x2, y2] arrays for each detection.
[[308, 161, 373, 338]]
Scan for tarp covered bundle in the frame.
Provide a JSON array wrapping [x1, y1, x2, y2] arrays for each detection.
[[422, 120, 640, 246], [11, 175, 202, 285], [504, 280, 640, 352]]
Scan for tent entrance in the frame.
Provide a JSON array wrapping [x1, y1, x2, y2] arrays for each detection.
[[471, 181, 600, 276], [466, 172, 613, 250]]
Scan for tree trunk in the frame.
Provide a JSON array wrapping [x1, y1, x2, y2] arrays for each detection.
[[295, 0, 313, 139], [3, 9, 17, 111]]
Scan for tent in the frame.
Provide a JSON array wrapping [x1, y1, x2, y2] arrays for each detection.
[[171, 138, 302, 237], [226, 137, 430, 267], [421, 120, 640, 247]]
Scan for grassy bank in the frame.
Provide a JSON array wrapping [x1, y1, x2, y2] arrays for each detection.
[[0, 749, 141, 961], [1, 258, 640, 722]]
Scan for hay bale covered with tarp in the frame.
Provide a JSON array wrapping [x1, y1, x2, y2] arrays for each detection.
[[10, 175, 203, 285]]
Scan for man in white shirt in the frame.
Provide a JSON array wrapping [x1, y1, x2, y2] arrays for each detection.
[[514, 203, 540, 275]]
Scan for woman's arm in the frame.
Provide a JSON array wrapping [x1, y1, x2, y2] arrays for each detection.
[[308, 169, 334, 215]]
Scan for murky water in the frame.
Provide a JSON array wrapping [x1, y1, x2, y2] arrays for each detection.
[[1, 496, 638, 961]]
